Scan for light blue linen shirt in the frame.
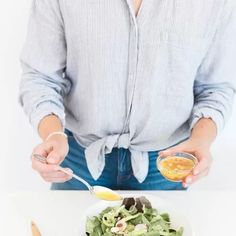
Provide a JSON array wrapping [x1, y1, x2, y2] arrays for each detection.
[[19, 0, 236, 183]]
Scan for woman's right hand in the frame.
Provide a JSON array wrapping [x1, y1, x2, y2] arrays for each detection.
[[31, 134, 73, 183]]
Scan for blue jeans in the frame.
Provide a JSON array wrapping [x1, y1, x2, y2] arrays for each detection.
[[51, 130, 184, 190]]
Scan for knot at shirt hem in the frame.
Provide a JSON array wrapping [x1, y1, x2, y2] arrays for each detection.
[[84, 133, 149, 183]]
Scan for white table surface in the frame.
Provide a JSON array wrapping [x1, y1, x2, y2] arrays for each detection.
[[0, 190, 235, 236]]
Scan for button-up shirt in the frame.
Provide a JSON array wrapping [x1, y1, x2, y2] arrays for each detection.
[[19, 0, 236, 183]]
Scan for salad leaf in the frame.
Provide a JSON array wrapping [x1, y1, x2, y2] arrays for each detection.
[[86, 216, 101, 233], [122, 198, 136, 210], [86, 197, 184, 236]]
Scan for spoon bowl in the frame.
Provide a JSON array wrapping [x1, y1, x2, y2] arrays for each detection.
[[92, 186, 123, 201], [33, 154, 122, 201]]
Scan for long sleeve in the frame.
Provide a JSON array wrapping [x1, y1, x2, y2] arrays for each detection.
[[19, 0, 71, 131], [189, 1, 236, 133]]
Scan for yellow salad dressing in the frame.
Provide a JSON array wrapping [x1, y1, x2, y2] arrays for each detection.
[[95, 191, 122, 201], [159, 156, 196, 182]]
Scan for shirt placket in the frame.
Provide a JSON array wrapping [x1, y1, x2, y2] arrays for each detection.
[[122, 0, 140, 134], [116, 1, 141, 181]]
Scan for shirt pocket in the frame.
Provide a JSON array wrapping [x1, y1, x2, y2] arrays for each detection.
[[155, 31, 211, 94], [159, 31, 209, 57]]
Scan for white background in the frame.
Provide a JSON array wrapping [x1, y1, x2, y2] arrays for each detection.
[[0, 0, 236, 193]]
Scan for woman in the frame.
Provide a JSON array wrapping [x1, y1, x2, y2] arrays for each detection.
[[19, 0, 236, 190]]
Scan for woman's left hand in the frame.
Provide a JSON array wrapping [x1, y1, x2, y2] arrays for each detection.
[[159, 138, 213, 188]]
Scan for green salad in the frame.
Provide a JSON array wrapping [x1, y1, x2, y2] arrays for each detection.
[[86, 196, 184, 236]]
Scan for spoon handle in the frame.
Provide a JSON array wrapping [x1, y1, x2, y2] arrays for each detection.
[[33, 154, 93, 193], [58, 166, 93, 192]]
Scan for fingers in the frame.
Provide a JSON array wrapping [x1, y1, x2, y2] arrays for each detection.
[[32, 140, 67, 165], [193, 158, 209, 176], [32, 142, 53, 159], [41, 176, 72, 183], [193, 152, 212, 175], [40, 168, 73, 183], [183, 168, 209, 188], [31, 138, 70, 183], [32, 145, 48, 160], [31, 146, 71, 183], [32, 158, 59, 173], [182, 152, 212, 187], [47, 150, 64, 165], [41, 169, 72, 179], [158, 139, 213, 188], [159, 144, 186, 157], [32, 156, 73, 183]]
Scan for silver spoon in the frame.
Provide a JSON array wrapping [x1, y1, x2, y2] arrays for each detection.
[[33, 154, 122, 201]]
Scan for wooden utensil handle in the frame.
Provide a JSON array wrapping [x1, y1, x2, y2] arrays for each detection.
[[31, 221, 41, 236]]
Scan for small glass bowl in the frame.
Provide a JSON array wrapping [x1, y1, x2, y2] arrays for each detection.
[[157, 152, 198, 182]]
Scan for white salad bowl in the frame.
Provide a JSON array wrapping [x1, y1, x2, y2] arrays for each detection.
[[79, 193, 194, 236]]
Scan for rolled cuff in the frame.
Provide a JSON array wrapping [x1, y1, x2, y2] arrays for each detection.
[[189, 107, 224, 134], [29, 102, 66, 133]]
